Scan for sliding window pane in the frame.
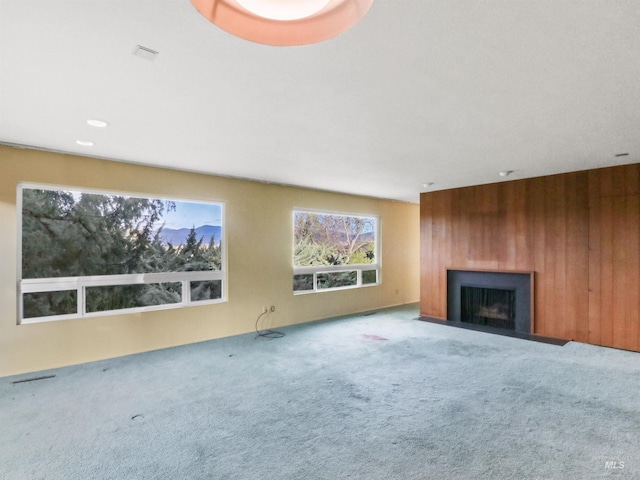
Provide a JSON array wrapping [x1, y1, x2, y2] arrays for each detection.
[[86, 283, 182, 313], [317, 271, 357, 290], [23, 290, 77, 319], [190, 280, 222, 302], [362, 269, 377, 285], [293, 274, 314, 292]]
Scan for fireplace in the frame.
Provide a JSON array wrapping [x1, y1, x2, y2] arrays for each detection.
[[461, 286, 515, 329], [447, 270, 532, 334]]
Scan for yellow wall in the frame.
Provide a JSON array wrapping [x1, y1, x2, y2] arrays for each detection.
[[0, 145, 419, 377]]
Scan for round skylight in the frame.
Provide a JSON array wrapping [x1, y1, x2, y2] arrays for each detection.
[[190, 0, 374, 46], [236, 0, 331, 21]]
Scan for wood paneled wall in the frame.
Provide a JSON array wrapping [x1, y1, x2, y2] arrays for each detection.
[[420, 164, 640, 351]]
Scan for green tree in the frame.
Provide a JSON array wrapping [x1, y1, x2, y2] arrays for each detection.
[[22, 189, 170, 278], [293, 212, 375, 266], [21, 188, 226, 317]]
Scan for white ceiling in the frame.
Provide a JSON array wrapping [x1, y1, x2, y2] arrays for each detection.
[[1, 0, 639, 203]]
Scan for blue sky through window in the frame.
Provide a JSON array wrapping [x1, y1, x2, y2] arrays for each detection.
[[68, 189, 222, 230], [68, 190, 222, 230], [160, 201, 222, 229]]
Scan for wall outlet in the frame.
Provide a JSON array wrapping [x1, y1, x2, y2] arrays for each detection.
[[270, 305, 276, 312]]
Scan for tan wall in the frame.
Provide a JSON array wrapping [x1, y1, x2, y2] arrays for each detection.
[[0, 145, 420, 377], [420, 164, 640, 351]]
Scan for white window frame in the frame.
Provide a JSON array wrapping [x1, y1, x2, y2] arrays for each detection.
[[17, 183, 227, 324], [293, 209, 381, 294]]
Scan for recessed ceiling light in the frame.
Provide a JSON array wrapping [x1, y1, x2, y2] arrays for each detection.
[[499, 170, 513, 177], [87, 119, 109, 128], [76, 140, 94, 146], [422, 183, 434, 188]]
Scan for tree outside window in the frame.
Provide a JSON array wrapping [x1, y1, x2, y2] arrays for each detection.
[[19, 185, 224, 322], [293, 210, 379, 293]]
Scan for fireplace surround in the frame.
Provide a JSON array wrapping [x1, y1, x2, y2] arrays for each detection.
[[447, 269, 533, 334]]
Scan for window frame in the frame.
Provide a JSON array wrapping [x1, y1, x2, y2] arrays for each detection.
[[292, 208, 381, 294], [17, 183, 227, 324]]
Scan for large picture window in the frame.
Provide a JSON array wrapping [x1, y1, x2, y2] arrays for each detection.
[[293, 210, 379, 293], [18, 185, 225, 323]]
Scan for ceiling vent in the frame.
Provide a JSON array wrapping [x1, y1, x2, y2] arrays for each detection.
[[132, 45, 159, 61]]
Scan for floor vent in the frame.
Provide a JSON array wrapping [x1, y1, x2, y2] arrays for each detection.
[[11, 375, 56, 384]]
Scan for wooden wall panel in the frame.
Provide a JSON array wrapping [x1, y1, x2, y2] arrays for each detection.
[[420, 164, 640, 351], [587, 172, 602, 346], [531, 177, 547, 336], [598, 192, 615, 347], [612, 194, 627, 348], [546, 174, 567, 339], [566, 172, 590, 343], [586, 166, 639, 350], [626, 195, 640, 351], [419, 195, 435, 315]]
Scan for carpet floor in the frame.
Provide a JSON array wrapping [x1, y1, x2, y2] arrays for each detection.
[[2, 304, 639, 479]]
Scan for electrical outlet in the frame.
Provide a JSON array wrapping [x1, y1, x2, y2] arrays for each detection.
[[270, 305, 276, 312]]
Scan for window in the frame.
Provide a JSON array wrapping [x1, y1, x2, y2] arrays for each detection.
[[293, 210, 379, 293], [18, 185, 225, 323]]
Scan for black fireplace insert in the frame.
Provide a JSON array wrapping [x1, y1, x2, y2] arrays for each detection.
[[447, 270, 531, 334]]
